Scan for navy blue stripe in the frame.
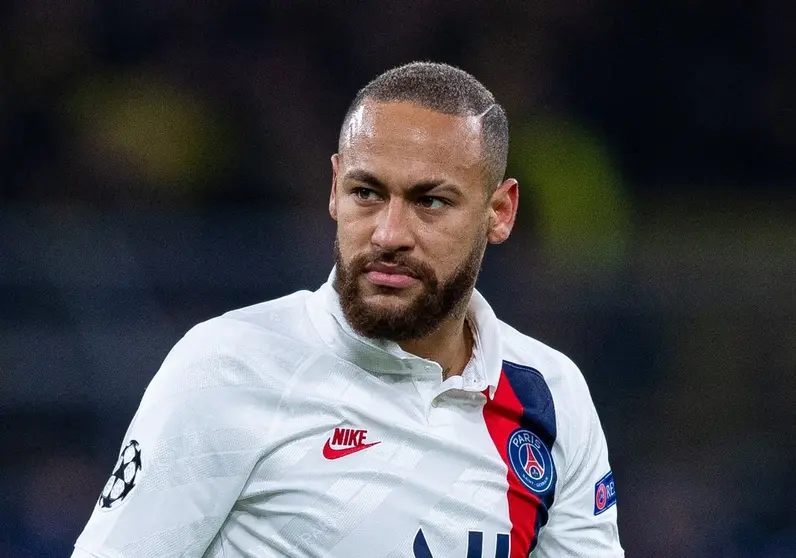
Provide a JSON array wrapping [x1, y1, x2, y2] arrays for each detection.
[[413, 529, 433, 558], [495, 533, 510, 558], [502, 360, 558, 552], [466, 531, 483, 558]]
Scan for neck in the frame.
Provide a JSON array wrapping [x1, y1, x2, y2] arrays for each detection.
[[398, 311, 473, 379]]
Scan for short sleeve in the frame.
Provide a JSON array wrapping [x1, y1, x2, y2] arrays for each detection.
[[532, 368, 624, 557], [72, 322, 271, 558]]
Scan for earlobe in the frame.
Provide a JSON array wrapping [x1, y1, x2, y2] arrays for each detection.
[[487, 178, 519, 244]]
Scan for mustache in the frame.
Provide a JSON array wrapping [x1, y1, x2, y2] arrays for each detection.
[[351, 250, 435, 282]]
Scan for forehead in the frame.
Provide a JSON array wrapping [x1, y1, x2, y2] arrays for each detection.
[[339, 100, 484, 182]]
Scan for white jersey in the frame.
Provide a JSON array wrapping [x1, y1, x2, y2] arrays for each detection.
[[73, 274, 623, 558]]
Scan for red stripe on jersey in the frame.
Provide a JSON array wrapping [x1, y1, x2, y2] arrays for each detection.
[[482, 370, 541, 558]]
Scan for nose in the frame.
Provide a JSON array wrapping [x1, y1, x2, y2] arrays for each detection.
[[371, 198, 414, 252]]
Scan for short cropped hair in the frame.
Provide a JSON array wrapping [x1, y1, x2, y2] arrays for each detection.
[[339, 62, 509, 191]]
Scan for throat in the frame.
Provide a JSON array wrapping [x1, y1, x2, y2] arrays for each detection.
[[399, 317, 475, 380]]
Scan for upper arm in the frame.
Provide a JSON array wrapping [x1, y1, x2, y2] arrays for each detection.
[[72, 326, 271, 558], [532, 367, 624, 557]]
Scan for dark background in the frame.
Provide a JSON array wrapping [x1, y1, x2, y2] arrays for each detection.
[[2, 1, 795, 556]]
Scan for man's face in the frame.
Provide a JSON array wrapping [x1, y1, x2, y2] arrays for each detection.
[[330, 100, 515, 341]]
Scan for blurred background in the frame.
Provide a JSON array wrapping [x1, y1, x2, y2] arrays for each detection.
[[2, 1, 795, 556]]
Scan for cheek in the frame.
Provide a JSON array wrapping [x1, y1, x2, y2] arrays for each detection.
[[439, 213, 487, 258], [337, 198, 374, 231], [417, 226, 474, 268], [336, 215, 373, 260]]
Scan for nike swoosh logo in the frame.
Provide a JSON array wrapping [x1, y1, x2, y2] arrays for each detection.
[[322, 440, 381, 460]]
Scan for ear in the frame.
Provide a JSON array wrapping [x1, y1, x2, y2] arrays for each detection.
[[329, 153, 340, 221], [487, 178, 519, 244]]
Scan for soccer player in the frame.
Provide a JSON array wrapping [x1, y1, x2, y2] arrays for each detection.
[[72, 62, 623, 557]]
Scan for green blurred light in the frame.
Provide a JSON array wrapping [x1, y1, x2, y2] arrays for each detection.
[[510, 116, 633, 271]]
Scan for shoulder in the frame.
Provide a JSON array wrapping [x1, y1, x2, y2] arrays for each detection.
[[494, 322, 594, 441], [495, 320, 605, 479], [499, 321, 589, 393], [142, 290, 322, 406], [220, 289, 316, 338]]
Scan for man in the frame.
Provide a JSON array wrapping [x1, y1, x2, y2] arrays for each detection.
[[72, 62, 623, 557]]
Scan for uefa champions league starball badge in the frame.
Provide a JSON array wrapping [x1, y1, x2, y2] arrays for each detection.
[[98, 440, 143, 510]]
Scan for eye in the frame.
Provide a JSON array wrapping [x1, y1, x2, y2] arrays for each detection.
[[417, 196, 447, 210], [352, 187, 381, 202]]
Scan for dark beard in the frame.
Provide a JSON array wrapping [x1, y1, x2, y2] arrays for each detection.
[[333, 238, 485, 342]]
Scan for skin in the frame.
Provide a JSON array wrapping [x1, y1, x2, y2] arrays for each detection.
[[330, 99, 519, 377]]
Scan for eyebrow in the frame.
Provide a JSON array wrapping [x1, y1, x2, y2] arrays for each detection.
[[344, 169, 463, 196]]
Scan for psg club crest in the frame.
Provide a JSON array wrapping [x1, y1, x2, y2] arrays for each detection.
[[98, 440, 142, 511], [507, 428, 555, 494]]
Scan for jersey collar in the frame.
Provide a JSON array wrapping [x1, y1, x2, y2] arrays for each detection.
[[307, 268, 502, 398]]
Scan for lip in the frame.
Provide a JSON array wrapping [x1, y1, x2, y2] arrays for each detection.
[[364, 264, 420, 289]]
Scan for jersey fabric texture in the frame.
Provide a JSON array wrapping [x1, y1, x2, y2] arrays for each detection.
[[73, 273, 623, 558]]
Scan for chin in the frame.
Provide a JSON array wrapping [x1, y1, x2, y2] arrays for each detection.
[[361, 289, 419, 310]]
